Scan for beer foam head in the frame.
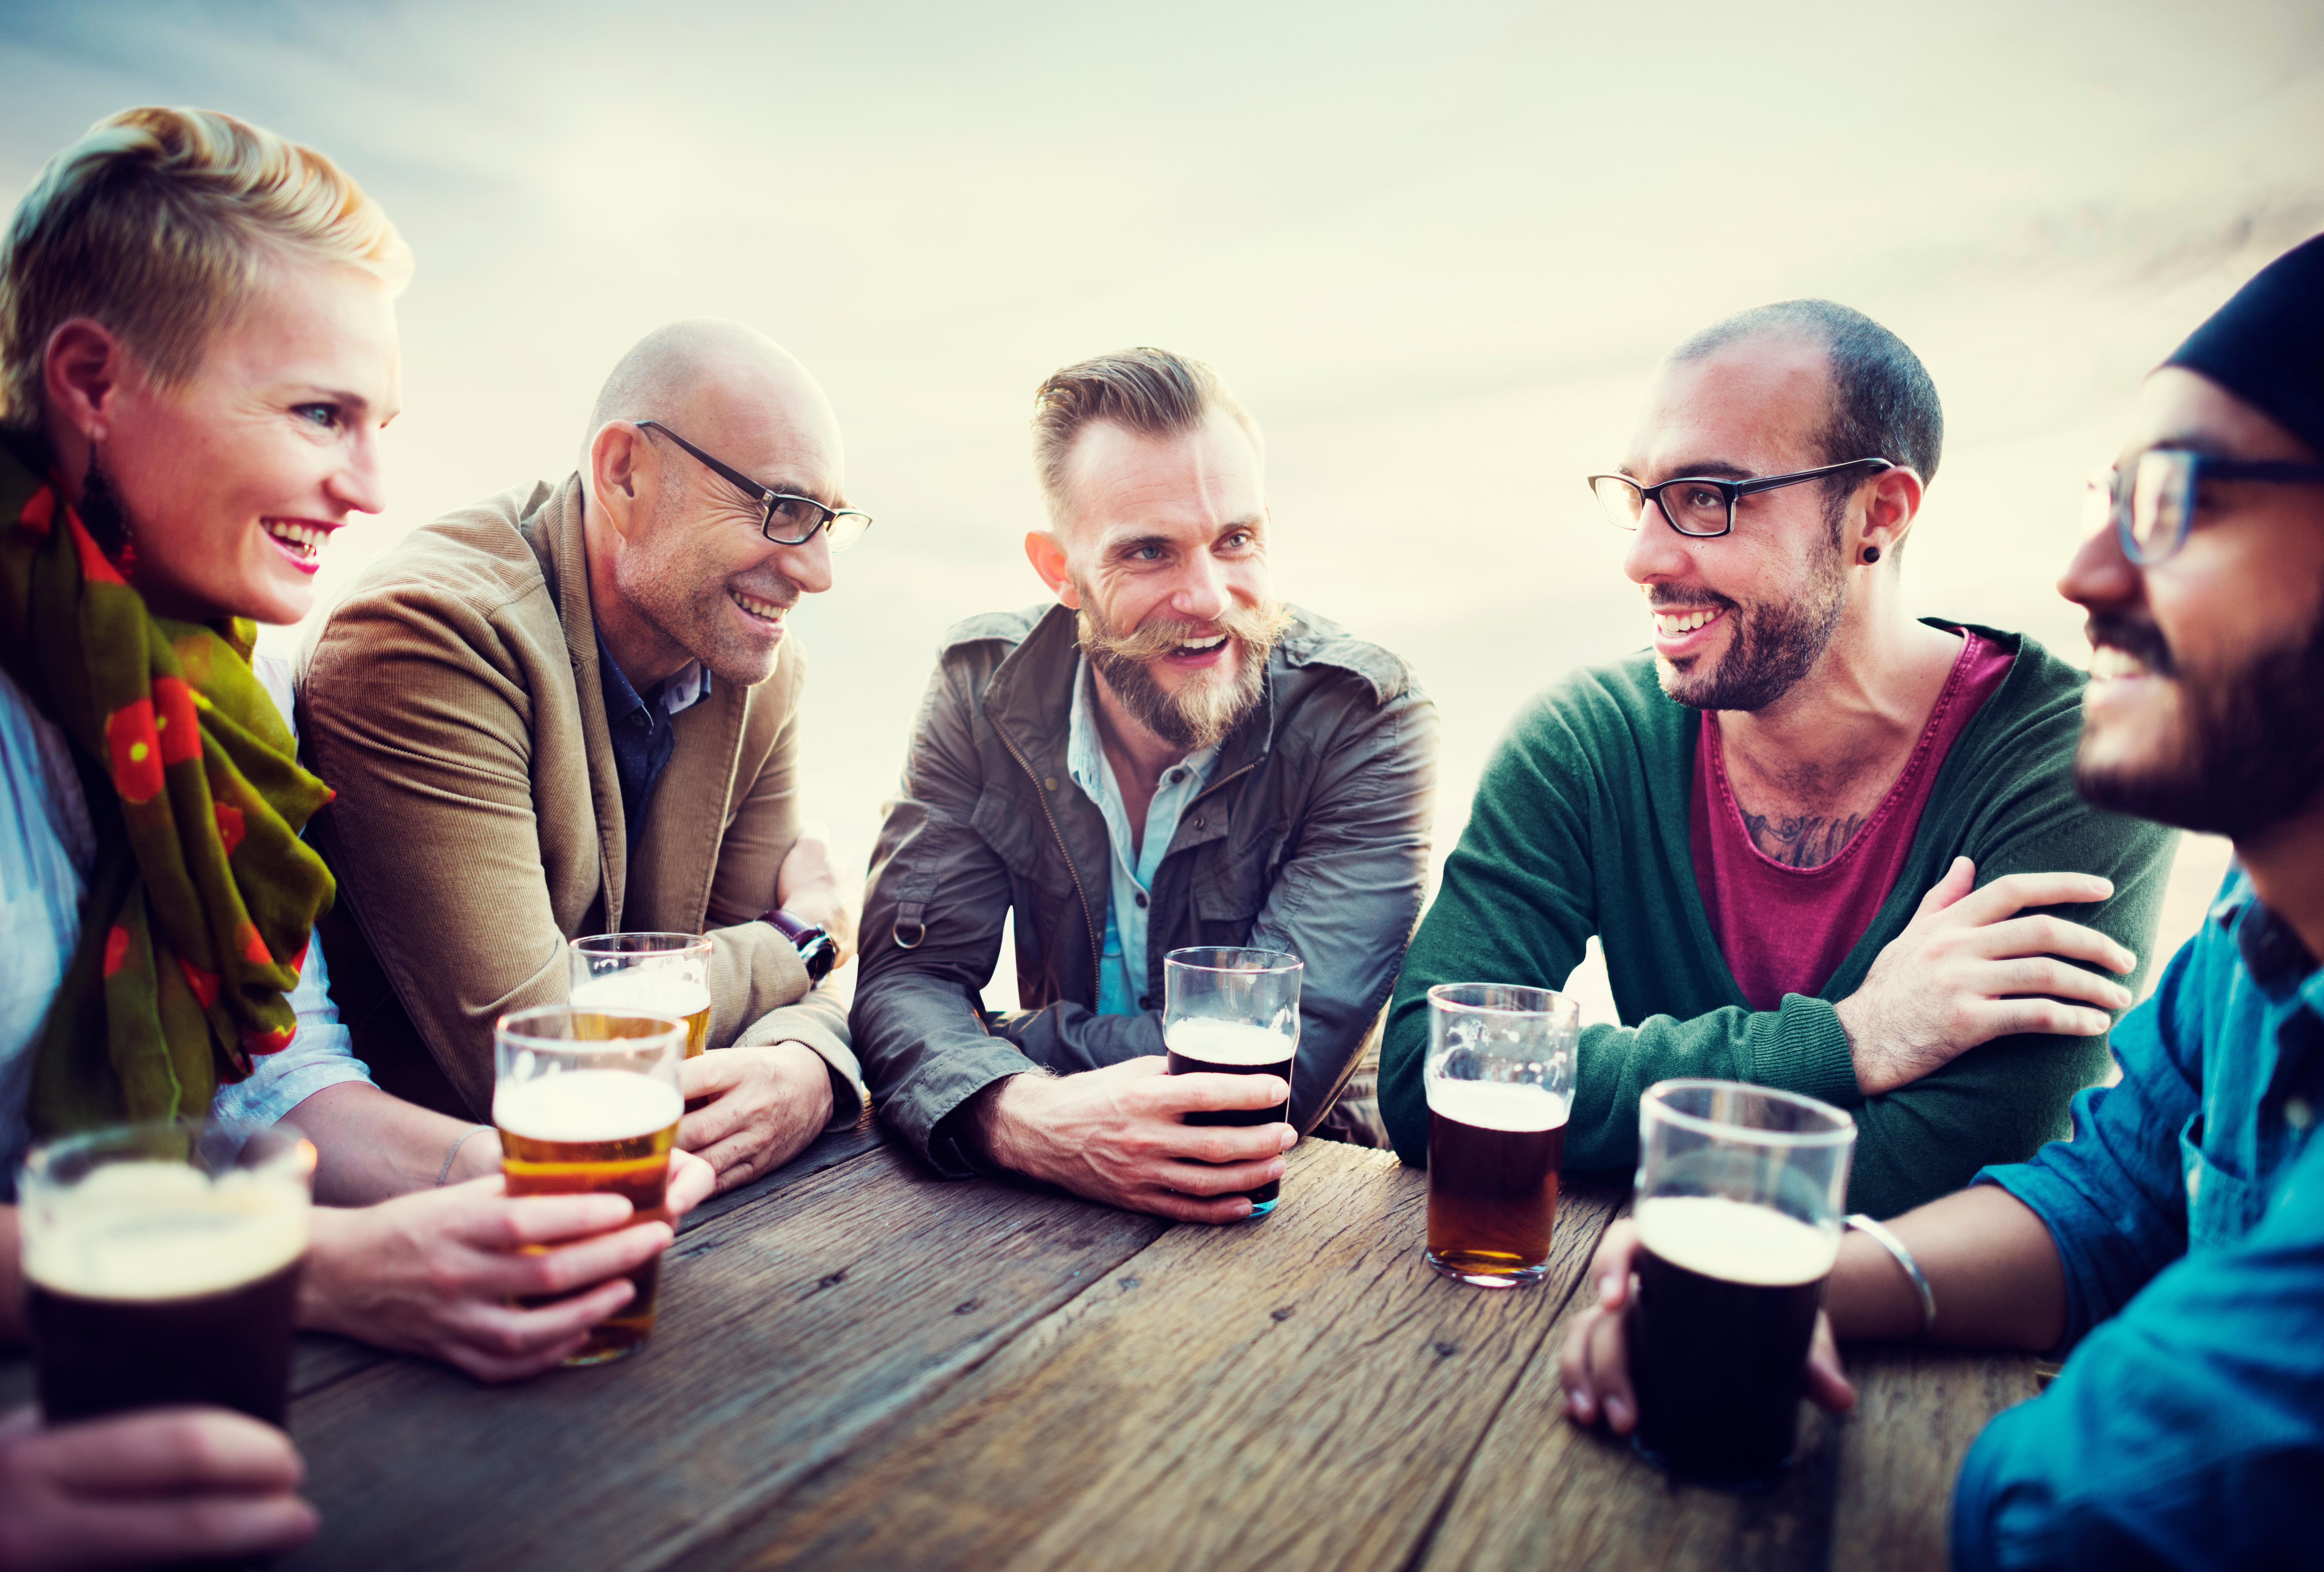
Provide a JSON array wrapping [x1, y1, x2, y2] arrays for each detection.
[[1163, 1017, 1295, 1066], [570, 971, 711, 1018], [22, 1160, 308, 1301], [1424, 1077, 1569, 1132], [1634, 1195, 1841, 1287], [495, 1067, 684, 1143]]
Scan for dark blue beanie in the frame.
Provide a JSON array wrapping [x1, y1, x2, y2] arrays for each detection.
[[2164, 232, 2324, 460]]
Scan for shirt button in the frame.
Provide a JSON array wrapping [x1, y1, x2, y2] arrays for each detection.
[[2289, 1097, 2315, 1131], [1140, 994, 1153, 1010], [1134, 892, 1148, 909], [1169, 769, 1184, 782]]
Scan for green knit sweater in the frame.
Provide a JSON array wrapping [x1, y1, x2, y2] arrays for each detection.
[[1380, 622, 2178, 1219]]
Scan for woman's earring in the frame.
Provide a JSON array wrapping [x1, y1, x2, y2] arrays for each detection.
[[1861, 543, 1881, 564], [80, 447, 134, 563]]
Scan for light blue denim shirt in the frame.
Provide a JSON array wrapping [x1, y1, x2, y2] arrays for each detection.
[[1953, 868, 2324, 1570], [0, 655, 370, 1193], [1065, 656, 1218, 1015]]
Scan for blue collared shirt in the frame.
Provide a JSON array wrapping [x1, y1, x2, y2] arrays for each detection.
[[1065, 656, 1218, 1015], [0, 656, 368, 1195], [595, 631, 709, 850], [1953, 867, 2324, 1570]]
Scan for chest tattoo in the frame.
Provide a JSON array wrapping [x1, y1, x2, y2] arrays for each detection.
[[1738, 809, 1872, 870]]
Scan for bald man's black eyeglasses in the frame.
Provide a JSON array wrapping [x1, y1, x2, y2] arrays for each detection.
[[635, 419, 873, 550]]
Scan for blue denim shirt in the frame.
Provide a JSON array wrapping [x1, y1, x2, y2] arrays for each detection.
[[1953, 868, 2324, 1570], [1064, 656, 1217, 1015]]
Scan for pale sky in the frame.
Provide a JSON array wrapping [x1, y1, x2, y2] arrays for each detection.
[[5, 0, 2318, 1008]]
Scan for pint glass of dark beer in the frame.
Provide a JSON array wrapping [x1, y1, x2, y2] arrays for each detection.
[[1423, 984, 1577, 1287], [1162, 946, 1301, 1217], [19, 1121, 315, 1426], [494, 1005, 687, 1366], [1626, 1079, 1856, 1488]]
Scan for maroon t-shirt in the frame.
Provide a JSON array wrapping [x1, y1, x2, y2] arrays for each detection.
[[1690, 630, 2016, 1013]]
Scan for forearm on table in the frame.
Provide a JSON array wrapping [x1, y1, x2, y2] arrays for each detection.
[[1827, 1183, 2067, 1349], [288, 1083, 495, 1205]]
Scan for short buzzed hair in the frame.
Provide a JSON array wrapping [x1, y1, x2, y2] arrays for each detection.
[[1673, 299, 1944, 487], [0, 106, 411, 429], [1031, 347, 1262, 520]]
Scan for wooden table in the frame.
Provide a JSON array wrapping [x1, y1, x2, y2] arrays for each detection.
[[0, 1128, 2036, 1571]]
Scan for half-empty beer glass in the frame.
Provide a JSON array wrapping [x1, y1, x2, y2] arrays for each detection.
[[1626, 1079, 1857, 1488], [571, 932, 714, 1107], [494, 1005, 687, 1366], [1423, 984, 1577, 1287], [1162, 946, 1301, 1217], [19, 1121, 314, 1426]]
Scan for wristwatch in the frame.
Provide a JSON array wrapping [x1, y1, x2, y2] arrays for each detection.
[[763, 907, 839, 983]]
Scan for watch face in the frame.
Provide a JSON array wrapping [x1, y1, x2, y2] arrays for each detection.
[[799, 934, 838, 982]]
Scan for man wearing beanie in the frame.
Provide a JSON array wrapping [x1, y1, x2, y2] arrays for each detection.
[[1561, 234, 2324, 1568]]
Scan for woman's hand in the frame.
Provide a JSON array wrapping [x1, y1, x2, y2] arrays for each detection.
[[299, 1153, 710, 1383], [0, 1404, 316, 1571]]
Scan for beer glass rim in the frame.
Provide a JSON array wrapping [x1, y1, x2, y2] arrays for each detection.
[[1641, 1079, 1856, 1147], [19, 1118, 315, 1195], [1426, 982, 1578, 1021], [571, 931, 715, 958], [1162, 946, 1302, 976], [496, 1004, 689, 1055]]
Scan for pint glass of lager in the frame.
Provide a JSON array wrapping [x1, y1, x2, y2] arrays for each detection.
[[19, 1122, 314, 1426], [571, 933, 714, 1109], [1162, 947, 1301, 1217], [1423, 984, 1577, 1287], [494, 1005, 687, 1366], [1626, 1080, 1856, 1488]]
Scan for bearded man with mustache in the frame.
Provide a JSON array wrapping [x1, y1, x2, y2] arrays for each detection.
[[854, 348, 1438, 1223], [1381, 301, 2178, 1221]]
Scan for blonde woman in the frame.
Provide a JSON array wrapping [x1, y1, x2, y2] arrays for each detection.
[[0, 108, 708, 1569]]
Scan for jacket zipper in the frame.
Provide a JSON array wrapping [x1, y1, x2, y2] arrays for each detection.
[[997, 727, 1103, 985]]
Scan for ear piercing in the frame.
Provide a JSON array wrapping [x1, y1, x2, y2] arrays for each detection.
[[1861, 544, 1881, 564]]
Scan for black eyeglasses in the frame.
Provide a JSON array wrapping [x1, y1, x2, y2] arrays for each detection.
[[1586, 457, 1896, 538], [2085, 448, 2324, 565], [634, 419, 873, 550]]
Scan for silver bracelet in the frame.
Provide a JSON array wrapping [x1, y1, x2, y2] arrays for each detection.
[[1846, 1213, 1937, 1337], [436, 1124, 493, 1187]]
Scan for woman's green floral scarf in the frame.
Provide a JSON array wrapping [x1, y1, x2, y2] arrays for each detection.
[[0, 436, 335, 1135]]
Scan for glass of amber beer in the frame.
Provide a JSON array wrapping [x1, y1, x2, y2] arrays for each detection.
[[19, 1121, 314, 1426], [1162, 947, 1301, 1218], [1626, 1079, 1856, 1488], [494, 1005, 687, 1367], [1423, 984, 1577, 1287], [571, 932, 714, 1108]]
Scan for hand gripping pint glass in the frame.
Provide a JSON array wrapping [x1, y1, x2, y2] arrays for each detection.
[[494, 1005, 687, 1366], [1626, 1079, 1857, 1488], [1423, 985, 1578, 1287]]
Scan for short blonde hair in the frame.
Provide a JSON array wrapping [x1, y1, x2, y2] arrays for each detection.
[[1031, 347, 1263, 521], [0, 105, 412, 429]]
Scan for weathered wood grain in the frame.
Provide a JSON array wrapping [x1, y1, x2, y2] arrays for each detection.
[[280, 1140, 1168, 1572], [1413, 1197, 1837, 1572], [1827, 1341, 2039, 1572], [679, 1117, 884, 1234], [683, 1145, 1622, 1572]]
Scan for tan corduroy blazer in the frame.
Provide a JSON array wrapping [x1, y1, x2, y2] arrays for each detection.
[[295, 473, 861, 1121]]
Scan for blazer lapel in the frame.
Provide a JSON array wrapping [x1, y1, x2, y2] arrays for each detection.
[[528, 474, 629, 930]]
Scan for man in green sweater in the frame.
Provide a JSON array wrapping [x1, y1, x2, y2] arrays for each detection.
[[1380, 301, 2177, 1217]]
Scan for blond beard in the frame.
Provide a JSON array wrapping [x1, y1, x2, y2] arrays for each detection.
[[1076, 595, 1293, 752]]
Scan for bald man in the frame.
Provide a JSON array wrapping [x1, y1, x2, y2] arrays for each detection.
[[298, 320, 868, 1193]]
